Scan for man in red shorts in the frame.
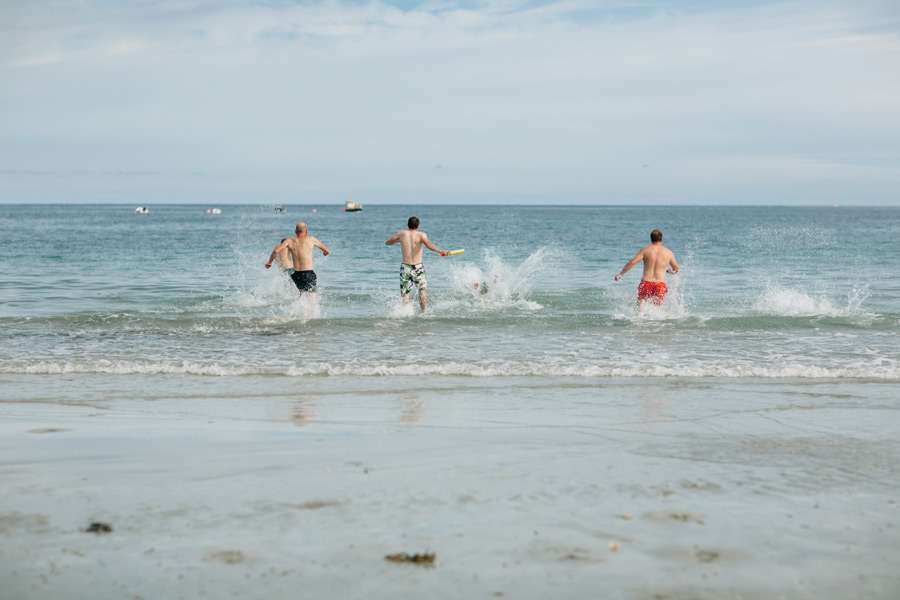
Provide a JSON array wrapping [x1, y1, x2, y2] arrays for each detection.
[[614, 230, 679, 311]]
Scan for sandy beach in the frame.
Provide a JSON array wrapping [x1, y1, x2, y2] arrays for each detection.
[[2, 375, 898, 599]]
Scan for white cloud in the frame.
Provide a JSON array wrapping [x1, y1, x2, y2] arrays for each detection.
[[1, 0, 899, 203]]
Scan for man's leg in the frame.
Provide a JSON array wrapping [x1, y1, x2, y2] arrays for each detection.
[[418, 289, 427, 313], [402, 293, 410, 305]]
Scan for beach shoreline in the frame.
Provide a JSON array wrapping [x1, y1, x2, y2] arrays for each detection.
[[2, 375, 898, 599]]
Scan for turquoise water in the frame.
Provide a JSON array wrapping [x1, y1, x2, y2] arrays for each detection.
[[1, 204, 898, 379]]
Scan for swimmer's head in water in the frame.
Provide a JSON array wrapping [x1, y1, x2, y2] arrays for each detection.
[[408, 216, 419, 230], [650, 229, 663, 243], [295, 222, 307, 236]]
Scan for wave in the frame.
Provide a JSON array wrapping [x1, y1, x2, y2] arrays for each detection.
[[5, 359, 899, 380]]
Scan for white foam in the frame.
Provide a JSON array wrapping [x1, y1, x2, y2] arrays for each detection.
[[753, 285, 870, 317], [6, 360, 899, 380]]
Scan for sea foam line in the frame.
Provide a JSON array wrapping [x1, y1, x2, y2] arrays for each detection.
[[4, 360, 899, 380]]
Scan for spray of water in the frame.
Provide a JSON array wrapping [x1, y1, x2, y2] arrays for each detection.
[[753, 284, 871, 317], [443, 247, 555, 311]]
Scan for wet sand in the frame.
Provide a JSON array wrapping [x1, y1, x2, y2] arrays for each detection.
[[1, 375, 898, 599]]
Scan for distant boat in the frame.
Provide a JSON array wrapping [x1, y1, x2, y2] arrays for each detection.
[[273, 206, 285, 214], [135, 206, 149, 214], [344, 199, 362, 212]]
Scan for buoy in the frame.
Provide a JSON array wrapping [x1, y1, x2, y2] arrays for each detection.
[[312, 209, 316, 213], [207, 209, 211, 213]]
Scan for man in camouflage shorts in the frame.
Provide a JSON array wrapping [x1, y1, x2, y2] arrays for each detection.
[[386, 216, 445, 313]]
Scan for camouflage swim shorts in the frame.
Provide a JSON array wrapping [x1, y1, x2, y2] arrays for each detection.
[[400, 263, 427, 295]]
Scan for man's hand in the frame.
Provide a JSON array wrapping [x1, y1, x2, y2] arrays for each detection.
[[265, 263, 272, 269], [614, 274, 622, 281], [323, 249, 330, 256]]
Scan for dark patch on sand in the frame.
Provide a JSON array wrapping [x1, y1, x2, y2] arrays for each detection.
[[644, 510, 706, 525], [204, 550, 246, 564], [530, 543, 603, 563], [85, 522, 112, 534], [650, 547, 749, 565], [28, 428, 69, 434], [385, 552, 435, 566], [0, 513, 51, 534], [283, 500, 343, 510], [680, 480, 722, 491]]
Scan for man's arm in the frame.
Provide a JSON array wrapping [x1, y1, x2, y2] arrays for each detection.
[[265, 240, 290, 269], [386, 232, 401, 246], [421, 233, 443, 254], [667, 254, 679, 274], [614, 250, 644, 281], [312, 237, 330, 256]]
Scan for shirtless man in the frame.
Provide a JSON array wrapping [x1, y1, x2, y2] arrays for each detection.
[[385, 216, 445, 313], [614, 229, 679, 311], [265, 222, 330, 298], [274, 239, 293, 272]]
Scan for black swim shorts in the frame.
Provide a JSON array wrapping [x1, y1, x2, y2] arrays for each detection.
[[290, 270, 317, 292]]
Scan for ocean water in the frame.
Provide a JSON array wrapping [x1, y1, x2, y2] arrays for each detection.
[[1, 204, 897, 381]]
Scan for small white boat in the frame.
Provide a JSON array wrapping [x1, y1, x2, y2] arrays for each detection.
[[344, 199, 362, 212], [273, 206, 285, 214], [135, 206, 149, 214]]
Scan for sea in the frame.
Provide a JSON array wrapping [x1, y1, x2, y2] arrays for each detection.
[[1, 203, 897, 382]]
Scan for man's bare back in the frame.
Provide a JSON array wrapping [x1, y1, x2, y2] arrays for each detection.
[[281, 235, 326, 271], [393, 229, 430, 265], [266, 223, 330, 272], [630, 243, 676, 282]]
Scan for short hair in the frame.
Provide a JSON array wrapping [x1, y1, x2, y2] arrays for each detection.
[[281, 238, 287, 243], [408, 216, 420, 229], [295, 222, 307, 235], [650, 230, 663, 243]]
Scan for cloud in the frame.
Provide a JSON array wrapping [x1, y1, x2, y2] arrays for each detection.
[[1, 0, 899, 204]]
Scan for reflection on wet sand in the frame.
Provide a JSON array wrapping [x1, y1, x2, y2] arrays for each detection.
[[397, 393, 428, 423], [291, 397, 317, 426]]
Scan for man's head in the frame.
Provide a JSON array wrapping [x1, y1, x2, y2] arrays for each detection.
[[295, 222, 308, 236], [408, 216, 420, 230], [650, 230, 663, 243]]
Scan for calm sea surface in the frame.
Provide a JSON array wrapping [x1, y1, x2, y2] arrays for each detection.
[[1, 204, 898, 380]]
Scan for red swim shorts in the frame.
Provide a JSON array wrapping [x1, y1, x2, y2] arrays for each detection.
[[637, 280, 667, 305]]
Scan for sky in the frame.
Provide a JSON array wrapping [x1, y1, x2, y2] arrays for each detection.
[[1, 0, 898, 205]]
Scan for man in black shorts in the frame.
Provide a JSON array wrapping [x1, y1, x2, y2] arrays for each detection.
[[265, 222, 330, 299]]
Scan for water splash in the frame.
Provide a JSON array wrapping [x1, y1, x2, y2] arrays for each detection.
[[753, 285, 870, 317], [446, 247, 555, 310]]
